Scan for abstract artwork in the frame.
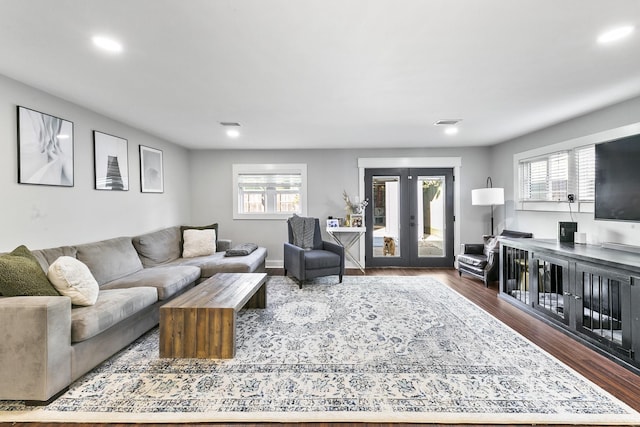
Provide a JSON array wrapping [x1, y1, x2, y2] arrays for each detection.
[[93, 131, 129, 191], [139, 145, 163, 193], [17, 106, 74, 187]]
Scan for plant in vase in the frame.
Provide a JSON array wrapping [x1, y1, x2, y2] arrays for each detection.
[[342, 190, 369, 226]]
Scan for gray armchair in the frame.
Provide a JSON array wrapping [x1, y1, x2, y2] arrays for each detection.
[[284, 217, 344, 288]]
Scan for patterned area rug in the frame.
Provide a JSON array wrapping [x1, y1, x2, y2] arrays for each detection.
[[2, 275, 639, 424]]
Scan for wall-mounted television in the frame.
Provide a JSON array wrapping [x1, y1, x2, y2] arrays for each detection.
[[595, 132, 640, 221]]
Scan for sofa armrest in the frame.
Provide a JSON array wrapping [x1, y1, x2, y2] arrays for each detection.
[[283, 242, 305, 279], [0, 296, 72, 401], [217, 239, 232, 252], [322, 240, 345, 272], [461, 243, 484, 254]]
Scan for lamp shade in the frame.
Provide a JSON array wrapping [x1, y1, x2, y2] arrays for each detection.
[[472, 187, 504, 206]]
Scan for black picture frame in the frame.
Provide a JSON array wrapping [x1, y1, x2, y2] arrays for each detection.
[[139, 145, 164, 193], [93, 131, 129, 191], [17, 105, 74, 187]]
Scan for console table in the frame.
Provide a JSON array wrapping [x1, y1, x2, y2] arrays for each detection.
[[499, 237, 640, 373], [326, 226, 366, 272]]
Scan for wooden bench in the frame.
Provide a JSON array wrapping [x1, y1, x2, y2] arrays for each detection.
[[159, 272, 267, 359]]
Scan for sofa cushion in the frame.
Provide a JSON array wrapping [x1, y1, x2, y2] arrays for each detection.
[[31, 246, 77, 272], [0, 246, 60, 297], [304, 249, 341, 270], [182, 229, 216, 258], [457, 253, 488, 268], [75, 237, 144, 285], [70, 287, 158, 343], [167, 246, 267, 278], [100, 265, 200, 300], [132, 226, 181, 268], [47, 256, 99, 306]]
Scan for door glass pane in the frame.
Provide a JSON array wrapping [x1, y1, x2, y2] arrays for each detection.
[[372, 176, 400, 258], [417, 176, 445, 257]]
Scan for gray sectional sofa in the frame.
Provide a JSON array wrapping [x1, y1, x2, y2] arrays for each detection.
[[0, 225, 267, 402]]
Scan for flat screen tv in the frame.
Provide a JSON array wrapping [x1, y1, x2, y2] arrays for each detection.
[[595, 132, 640, 221]]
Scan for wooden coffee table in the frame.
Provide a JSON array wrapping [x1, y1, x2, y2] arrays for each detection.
[[159, 272, 267, 359]]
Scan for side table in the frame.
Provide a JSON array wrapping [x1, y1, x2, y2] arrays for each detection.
[[326, 226, 366, 272]]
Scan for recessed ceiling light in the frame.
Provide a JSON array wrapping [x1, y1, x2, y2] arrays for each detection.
[[434, 119, 462, 126], [597, 25, 635, 44], [92, 35, 123, 53], [444, 127, 458, 135], [221, 122, 241, 138]]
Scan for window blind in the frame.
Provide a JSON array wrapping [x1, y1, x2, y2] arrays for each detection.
[[519, 151, 568, 201], [576, 145, 595, 201]]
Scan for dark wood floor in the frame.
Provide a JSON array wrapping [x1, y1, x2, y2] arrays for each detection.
[[5, 267, 640, 427]]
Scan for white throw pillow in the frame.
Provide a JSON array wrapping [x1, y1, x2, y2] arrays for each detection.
[[47, 256, 99, 306], [182, 229, 216, 258]]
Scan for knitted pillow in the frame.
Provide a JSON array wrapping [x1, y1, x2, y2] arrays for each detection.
[[0, 245, 60, 297]]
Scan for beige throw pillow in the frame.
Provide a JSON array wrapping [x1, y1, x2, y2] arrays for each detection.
[[47, 256, 99, 306], [182, 229, 216, 258]]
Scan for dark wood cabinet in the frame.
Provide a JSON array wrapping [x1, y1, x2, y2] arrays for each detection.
[[499, 238, 640, 373]]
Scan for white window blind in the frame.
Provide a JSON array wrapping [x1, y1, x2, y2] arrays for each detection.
[[233, 164, 307, 219], [576, 145, 595, 201], [237, 174, 302, 214], [519, 151, 568, 201]]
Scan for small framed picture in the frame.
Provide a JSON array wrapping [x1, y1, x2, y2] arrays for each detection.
[[139, 145, 164, 193], [351, 214, 363, 227], [94, 131, 128, 191], [327, 219, 339, 228]]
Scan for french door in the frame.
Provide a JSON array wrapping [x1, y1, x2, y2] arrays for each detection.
[[364, 168, 454, 268]]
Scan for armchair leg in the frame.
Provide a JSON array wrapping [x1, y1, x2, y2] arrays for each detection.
[[338, 274, 343, 283], [298, 280, 303, 289], [283, 269, 287, 277]]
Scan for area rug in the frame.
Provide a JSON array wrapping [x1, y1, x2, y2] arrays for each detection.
[[1, 275, 639, 424]]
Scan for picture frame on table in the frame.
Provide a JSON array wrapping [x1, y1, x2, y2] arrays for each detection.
[[139, 145, 164, 193], [17, 106, 74, 187], [350, 214, 363, 227], [93, 131, 129, 191], [327, 218, 340, 228]]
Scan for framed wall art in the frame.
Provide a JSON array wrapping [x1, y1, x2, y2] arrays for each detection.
[[17, 106, 74, 187], [93, 131, 129, 191], [139, 145, 164, 193]]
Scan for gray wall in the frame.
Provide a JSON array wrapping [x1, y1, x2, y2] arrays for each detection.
[[189, 147, 492, 266], [491, 95, 640, 245], [0, 74, 192, 251]]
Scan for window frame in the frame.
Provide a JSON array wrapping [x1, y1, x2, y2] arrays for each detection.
[[232, 163, 307, 220]]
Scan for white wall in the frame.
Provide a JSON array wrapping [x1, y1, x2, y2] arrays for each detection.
[[189, 147, 492, 266], [0, 74, 192, 251], [491, 94, 640, 246]]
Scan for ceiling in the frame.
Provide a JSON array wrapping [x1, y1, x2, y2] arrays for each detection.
[[0, 0, 639, 150]]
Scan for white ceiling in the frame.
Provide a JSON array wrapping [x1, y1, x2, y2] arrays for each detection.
[[0, 0, 639, 150]]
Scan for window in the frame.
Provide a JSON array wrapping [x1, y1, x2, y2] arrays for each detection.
[[513, 122, 640, 212], [518, 146, 594, 203], [576, 145, 595, 201], [233, 164, 307, 219], [519, 151, 569, 202]]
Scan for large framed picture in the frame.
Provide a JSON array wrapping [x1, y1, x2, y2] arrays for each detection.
[[139, 145, 164, 193], [93, 131, 129, 191], [17, 106, 74, 186]]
